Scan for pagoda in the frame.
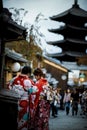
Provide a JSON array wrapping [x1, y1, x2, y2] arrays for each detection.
[[47, 0, 87, 63]]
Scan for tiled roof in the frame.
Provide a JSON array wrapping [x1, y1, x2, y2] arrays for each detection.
[[43, 54, 87, 71], [5, 48, 28, 63], [45, 51, 87, 58], [50, 3, 87, 21]]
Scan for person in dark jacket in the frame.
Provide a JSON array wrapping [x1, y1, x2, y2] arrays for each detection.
[[71, 89, 79, 116]]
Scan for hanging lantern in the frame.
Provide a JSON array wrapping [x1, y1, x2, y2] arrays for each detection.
[[61, 74, 67, 80], [79, 73, 85, 82], [11, 62, 21, 72]]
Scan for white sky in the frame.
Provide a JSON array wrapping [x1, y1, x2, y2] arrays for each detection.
[[3, 0, 87, 53]]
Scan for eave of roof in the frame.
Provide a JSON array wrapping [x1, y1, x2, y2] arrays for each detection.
[[47, 38, 87, 45], [43, 54, 87, 71], [5, 48, 28, 63], [45, 51, 87, 58], [48, 24, 87, 34], [50, 3, 87, 21], [0, 8, 27, 42]]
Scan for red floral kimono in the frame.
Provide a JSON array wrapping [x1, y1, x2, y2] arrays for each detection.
[[8, 74, 34, 130], [29, 78, 50, 130]]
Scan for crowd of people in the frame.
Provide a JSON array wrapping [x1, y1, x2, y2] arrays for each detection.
[[62, 88, 87, 117], [7, 65, 87, 130]]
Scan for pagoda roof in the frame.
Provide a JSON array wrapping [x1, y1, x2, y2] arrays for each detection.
[[47, 39, 87, 52], [47, 38, 87, 45], [45, 51, 87, 62], [50, 2, 87, 23], [48, 24, 87, 35], [46, 51, 87, 58], [67, 38, 87, 44]]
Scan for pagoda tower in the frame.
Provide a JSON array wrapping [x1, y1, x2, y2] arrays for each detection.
[[47, 0, 87, 63]]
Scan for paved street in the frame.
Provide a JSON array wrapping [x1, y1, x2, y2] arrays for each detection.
[[49, 105, 87, 130]]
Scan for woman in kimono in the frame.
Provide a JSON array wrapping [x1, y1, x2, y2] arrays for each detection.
[[8, 66, 36, 130], [29, 68, 50, 130]]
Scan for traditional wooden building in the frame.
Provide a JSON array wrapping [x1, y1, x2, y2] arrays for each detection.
[[47, 0, 87, 63], [0, 1, 27, 129], [5, 47, 28, 86], [0, 6, 27, 86], [43, 56, 68, 90]]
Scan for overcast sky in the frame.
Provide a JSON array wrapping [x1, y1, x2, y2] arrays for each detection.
[[3, 0, 87, 53], [3, 0, 87, 17]]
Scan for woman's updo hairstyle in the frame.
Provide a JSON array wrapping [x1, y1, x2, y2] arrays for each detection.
[[33, 68, 43, 76], [21, 66, 31, 74]]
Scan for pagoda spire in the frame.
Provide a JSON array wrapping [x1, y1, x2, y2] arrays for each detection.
[[73, 0, 79, 7], [74, 0, 78, 5]]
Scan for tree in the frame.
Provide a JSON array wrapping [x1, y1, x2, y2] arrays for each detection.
[[6, 7, 47, 68], [9, 7, 47, 47]]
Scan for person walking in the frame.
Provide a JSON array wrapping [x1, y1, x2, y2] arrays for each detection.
[[29, 68, 50, 130], [50, 88, 61, 117], [7, 65, 36, 130], [63, 89, 71, 115], [71, 89, 80, 116], [50, 87, 58, 118]]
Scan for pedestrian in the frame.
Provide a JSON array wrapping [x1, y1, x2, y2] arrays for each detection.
[[80, 89, 87, 117], [50, 87, 57, 117], [29, 68, 50, 130], [7, 65, 36, 130], [56, 89, 62, 114], [60, 90, 65, 110], [51, 87, 59, 117], [63, 89, 71, 115], [71, 89, 80, 116]]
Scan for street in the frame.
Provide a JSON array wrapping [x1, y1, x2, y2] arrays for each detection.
[[49, 105, 87, 130]]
